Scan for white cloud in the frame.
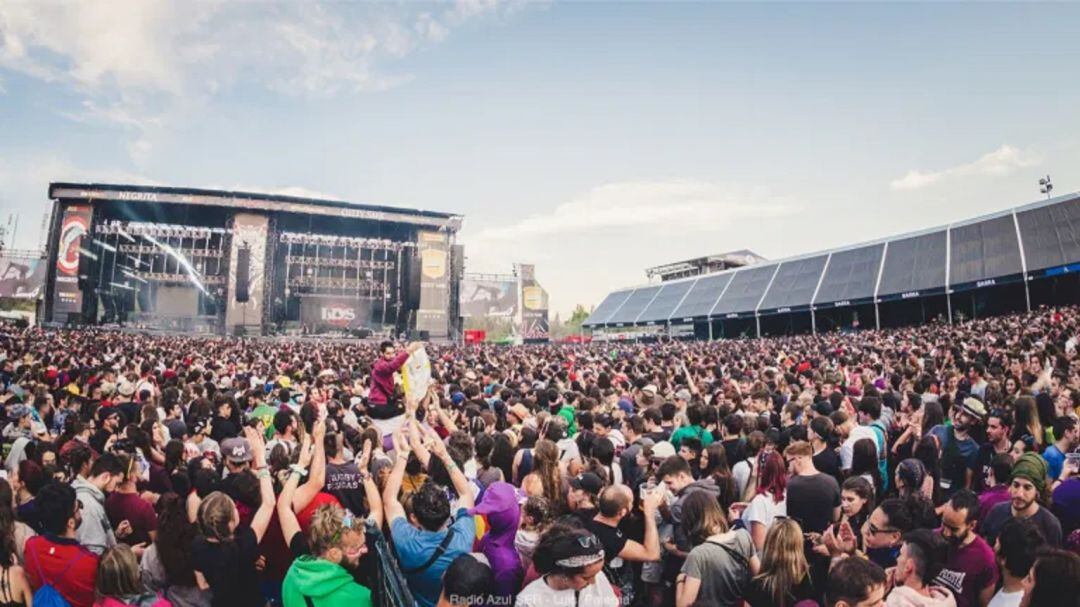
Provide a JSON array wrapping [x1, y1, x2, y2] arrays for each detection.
[[0, 155, 159, 250], [217, 184, 345, 202], [460, 180, 799, 313], [472, 180, 794, 242], [891, 144, 1042, 191], [0, 1, 522, 160]]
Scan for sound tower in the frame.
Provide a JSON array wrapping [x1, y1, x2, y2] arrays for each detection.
[[403, 248, 422, 310], [235, 247, 250, 303]]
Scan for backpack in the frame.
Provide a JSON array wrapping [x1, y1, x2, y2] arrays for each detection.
[[27, 542, 86, 607], [868, 421, 890, 492]]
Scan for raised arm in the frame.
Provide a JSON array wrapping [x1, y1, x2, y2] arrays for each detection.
[[382, 430, 411, 523], [351, 439, 384, 528], [246, 426, 276, 543], [407, 418, 431, 469], [278, 433, 314, 546], [292, 418, 327, 512], [424, 425, 473, 510]]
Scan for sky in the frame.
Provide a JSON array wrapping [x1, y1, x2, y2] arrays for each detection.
[[1, 1, 1078, 317]]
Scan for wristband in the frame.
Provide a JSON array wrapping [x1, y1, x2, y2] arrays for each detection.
[[257, 469, 271, 480], [289, 464, 308, 478]]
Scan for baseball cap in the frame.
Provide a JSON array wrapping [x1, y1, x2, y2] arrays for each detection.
[[221, 437, 253, 463], [675, 389, 691, 402], [642, 385, 658, 396], [650, 441, 676, 460], [569, 472, 604, 495], [117, 382, 135, 397], [191, 417, 211, 436]]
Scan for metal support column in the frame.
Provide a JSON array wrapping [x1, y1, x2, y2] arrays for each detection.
[[873, 241, 889, 331], [1012, 210, 1032, 312], [945, 226, 953, 324]]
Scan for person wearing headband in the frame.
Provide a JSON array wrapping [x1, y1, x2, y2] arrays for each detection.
[[515, 525, 618, 607]]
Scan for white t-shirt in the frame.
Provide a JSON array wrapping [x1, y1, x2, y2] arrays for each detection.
[[732, 460, 752, 498], [987, 588, 1024, 607], [742, 492, 787, 530], [515, 573, 619, 607], [840, 425, 880, 470]]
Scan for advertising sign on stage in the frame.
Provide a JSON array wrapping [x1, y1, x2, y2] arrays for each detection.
[[52, 204, 92, 319], [300, 296, 371, 331]]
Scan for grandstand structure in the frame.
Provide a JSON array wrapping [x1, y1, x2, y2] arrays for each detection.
[[585, 191, 1080, 339]]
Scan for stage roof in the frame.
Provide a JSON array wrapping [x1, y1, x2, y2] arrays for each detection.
[[49, 182, 463, 231], [585, 190, 1080, 327]]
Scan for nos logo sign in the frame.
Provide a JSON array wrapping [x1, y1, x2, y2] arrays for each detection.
[[320, 305, 356, 327]]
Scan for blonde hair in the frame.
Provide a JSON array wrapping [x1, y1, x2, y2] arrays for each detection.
[[197, 491, 236, 541], [308, 504, 363, 556], [752, 518, 809, 607], [95, 545, 142, 599]]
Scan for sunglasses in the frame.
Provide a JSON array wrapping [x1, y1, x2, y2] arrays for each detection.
[[867, 521, 897, 535]]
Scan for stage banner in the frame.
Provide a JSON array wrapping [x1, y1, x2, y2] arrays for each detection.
[[459, 279, 518, 318], [518, 264, 550, 341], [52, 204, 91, 319], [226, 213, 268, 333], [0, 256, 47, 299], [416, 231, 449, 339], [300, 296, 371, 331]]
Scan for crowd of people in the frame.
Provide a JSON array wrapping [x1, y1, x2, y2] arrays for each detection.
[[0, 305, 1079, 607]]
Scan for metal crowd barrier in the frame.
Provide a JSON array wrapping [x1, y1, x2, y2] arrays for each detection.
[[365, 522, 416, 607]]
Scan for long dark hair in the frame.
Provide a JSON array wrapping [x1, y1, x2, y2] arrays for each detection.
[[920, 401, 944, 437], [703, 443, 738, 511], [850, 438, 882, 498], [155, 492, 198, 586], [0, 480, 19, 568], [490, 434, 515, 484]]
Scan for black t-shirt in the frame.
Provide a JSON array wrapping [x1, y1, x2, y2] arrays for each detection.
[[211, 417, 239, 443], [90, 428, 113, 454], [587, 519, 628, 565], [191, 526, 262, 607], [646, 430, 670, 443], [289, 531, 310, 557], [813, 447, 841, 483], [572, 507, 598, 529], [744, 572, 817, 607], [975, 443, 1006, 492], [325, 461, 368, 517], [786, 473, 841, 534], [721, 438, 745, 469]]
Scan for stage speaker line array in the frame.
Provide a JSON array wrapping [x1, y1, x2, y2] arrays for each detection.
[[235, 247, 250, 303]]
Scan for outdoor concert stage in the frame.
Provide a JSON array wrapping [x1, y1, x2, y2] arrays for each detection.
[[42, 183, 464, 339]]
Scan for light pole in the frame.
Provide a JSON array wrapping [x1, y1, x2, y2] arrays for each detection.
[[1039, 175, 1053, 199]]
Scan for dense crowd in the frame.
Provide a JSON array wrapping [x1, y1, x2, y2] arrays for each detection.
[[0, 306, 1079, 607]]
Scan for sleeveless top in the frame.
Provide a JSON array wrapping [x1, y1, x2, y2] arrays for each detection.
[[0, 567, 25, 607], [516, 449, 534, 485]]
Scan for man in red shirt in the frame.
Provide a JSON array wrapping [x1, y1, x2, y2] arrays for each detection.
[[367, 340, 423, 419], [104, 453, 157, 548], [24, 481, 99, 607]]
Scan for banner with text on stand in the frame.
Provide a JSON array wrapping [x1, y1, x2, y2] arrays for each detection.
[[517, 264, 549, 343]]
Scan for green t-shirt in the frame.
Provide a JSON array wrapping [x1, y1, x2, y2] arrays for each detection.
[[557, 404, 578, 437], [670, 425, 714, 449], [249, 403, 279, 441]]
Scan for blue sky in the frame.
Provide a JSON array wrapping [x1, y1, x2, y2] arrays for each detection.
[[1, 1, 1078, 316]]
